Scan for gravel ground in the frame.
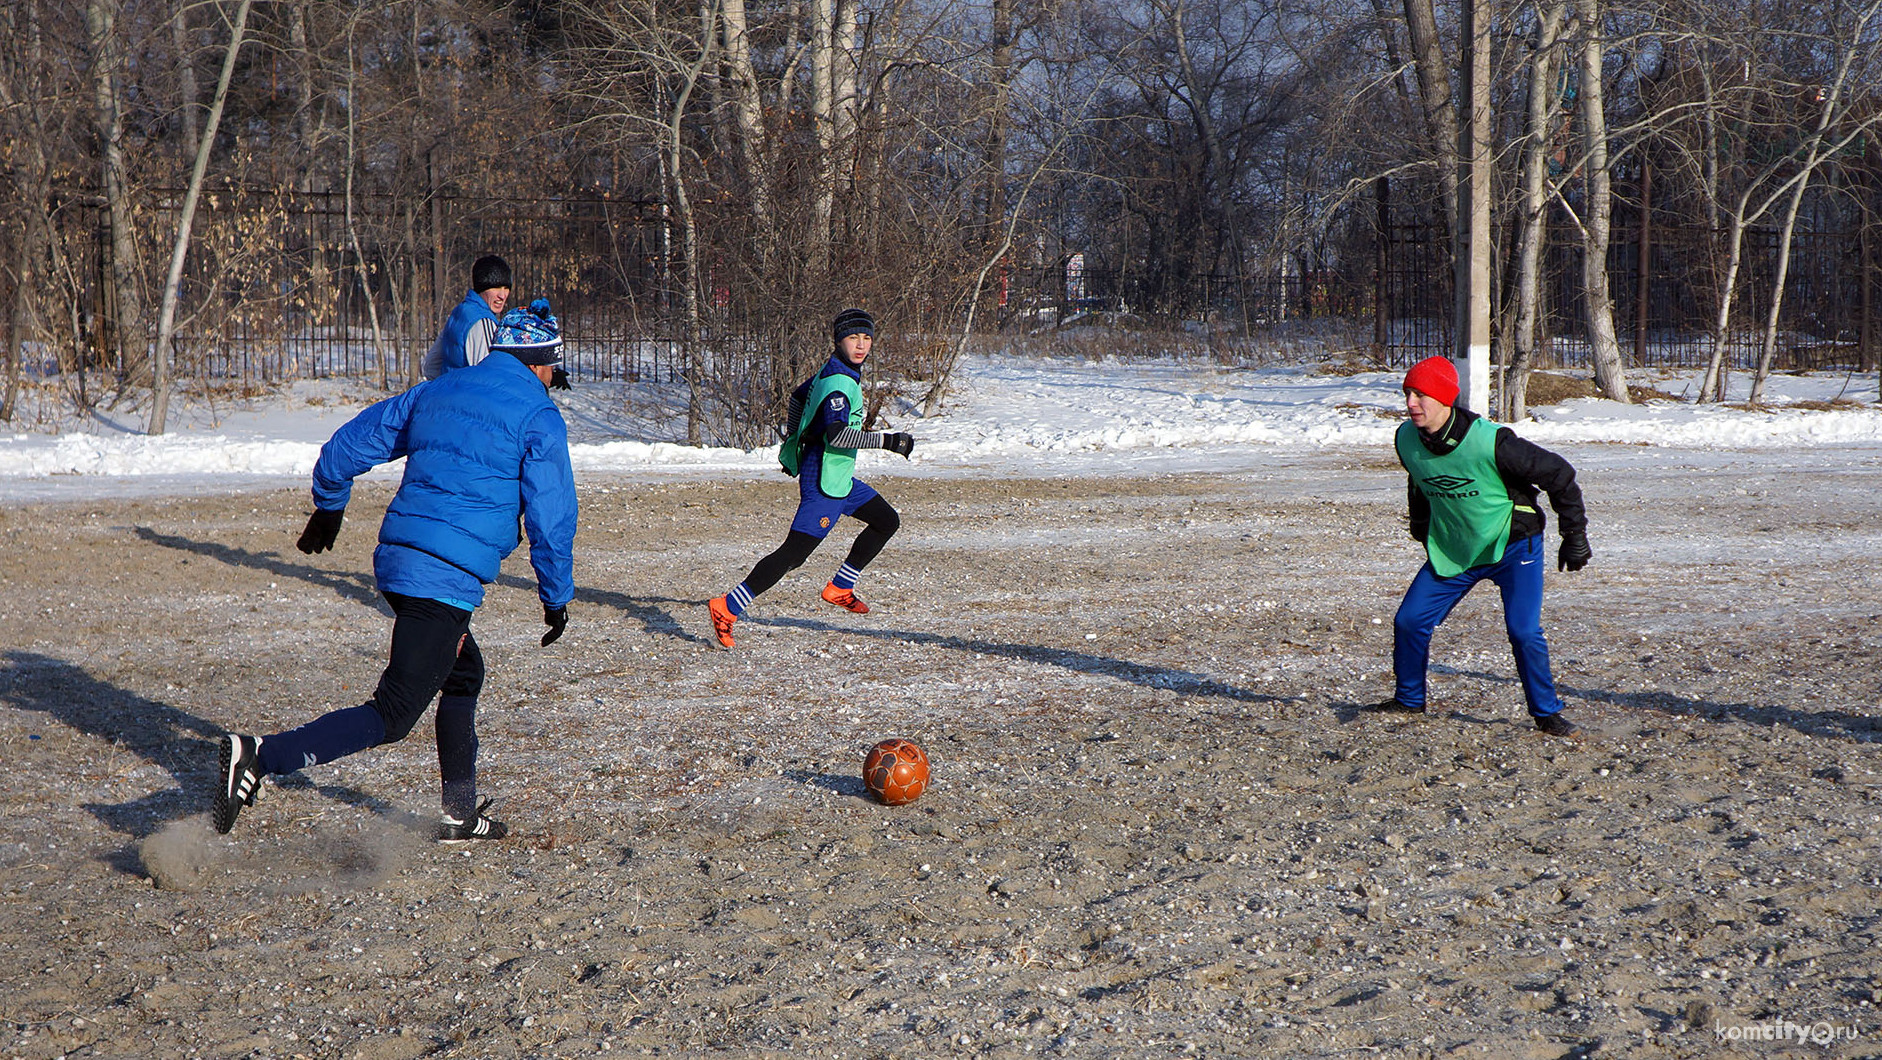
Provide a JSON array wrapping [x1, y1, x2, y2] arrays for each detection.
[[1, 447, 1880, 1059]]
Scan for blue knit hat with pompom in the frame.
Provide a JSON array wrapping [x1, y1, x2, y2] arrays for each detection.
[[493, 298, 562, 365]]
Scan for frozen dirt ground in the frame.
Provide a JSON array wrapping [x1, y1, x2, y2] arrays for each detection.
[[1, 445, 1880, 1059]]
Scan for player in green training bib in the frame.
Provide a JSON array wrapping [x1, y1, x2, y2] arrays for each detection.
[[1371, 356, 1593, 738], [707, 308, 916, 648]]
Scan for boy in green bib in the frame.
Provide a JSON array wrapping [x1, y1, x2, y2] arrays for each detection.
[[1373, 356, 1592, 738], [708, 308, 915, 648]]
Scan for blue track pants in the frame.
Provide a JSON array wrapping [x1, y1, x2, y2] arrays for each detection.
[[1392, 534, 1562, 717]]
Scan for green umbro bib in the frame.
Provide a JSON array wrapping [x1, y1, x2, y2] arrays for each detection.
[[1394, 417, 1513, 577], [778, 371, 864, 498]]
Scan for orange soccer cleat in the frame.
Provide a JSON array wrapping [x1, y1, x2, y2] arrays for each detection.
[[821, 583, 869, 614], [708, 595, 738, 648]]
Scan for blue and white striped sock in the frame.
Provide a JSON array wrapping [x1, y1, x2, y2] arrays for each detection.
[[727, 583, 755, 616], [831, 563, 861, 591]]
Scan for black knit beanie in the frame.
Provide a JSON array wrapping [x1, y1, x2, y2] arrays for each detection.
[[472, 255, 512, 293], [832, 307, 875, 344]]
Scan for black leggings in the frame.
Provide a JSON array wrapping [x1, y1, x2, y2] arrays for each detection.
[[743, 494, 900, 597]]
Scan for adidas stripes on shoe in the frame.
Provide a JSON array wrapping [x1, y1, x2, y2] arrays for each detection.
[[213, 734, 263, 834], [438, 797, 508, 843]]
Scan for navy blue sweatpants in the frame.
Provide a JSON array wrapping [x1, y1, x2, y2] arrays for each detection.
[[256, 592, 487, 815]]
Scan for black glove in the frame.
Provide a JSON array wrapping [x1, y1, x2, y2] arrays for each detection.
[[549, 367, 571, 390], [1558, 533, 1592, 572], [884, 432, 915, 458], [541, 604, 568, 646], [297, 507, 344, 554]]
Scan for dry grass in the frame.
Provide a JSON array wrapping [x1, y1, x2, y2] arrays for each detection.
[[1780, 397, 1872, 412], [1520, 370, 1600, 405]]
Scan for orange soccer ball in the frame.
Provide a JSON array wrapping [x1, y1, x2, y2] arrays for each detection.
[[863, 738, 930, 805]]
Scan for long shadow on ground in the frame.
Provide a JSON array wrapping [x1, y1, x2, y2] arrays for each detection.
[[758, 615, 1292, 707], [134, 526, 702, 644], [0, 651, 387, 872], [1344, 662, 1881, 744], [133, 525, 381, 609]]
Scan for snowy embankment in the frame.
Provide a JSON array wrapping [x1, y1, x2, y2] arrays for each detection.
[[5, 355, 1882, 495]]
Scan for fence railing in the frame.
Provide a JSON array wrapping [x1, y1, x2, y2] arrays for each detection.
[[26, 189, 1882, 392]]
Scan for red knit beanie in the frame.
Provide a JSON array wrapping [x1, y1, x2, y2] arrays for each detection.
[[1403, 356, 1459, 406]]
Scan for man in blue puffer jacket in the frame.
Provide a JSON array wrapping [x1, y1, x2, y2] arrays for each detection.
[[420, 254, 509, 380], [213, 301, 577, 843]]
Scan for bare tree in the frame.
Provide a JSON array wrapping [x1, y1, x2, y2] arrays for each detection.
[[1400, 0, 1460, 246], [86, 0, 145, 391], [0, 0, 71, 421], [150, 0, 255, 434], [720, 0, 777, 266], [1747, 0, 1882, 403], [172, 1, 201, 160], [809, 0, 863, 279], [1503, 0, 1570, 421], [1567, 0, 1631, 401]]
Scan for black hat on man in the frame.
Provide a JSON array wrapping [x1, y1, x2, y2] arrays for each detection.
[[472, 255, 512, 293], [833, 307, 875, 344]]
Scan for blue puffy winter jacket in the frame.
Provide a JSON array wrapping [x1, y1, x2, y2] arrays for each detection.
[[421, 289, 501, 380], [310, 352, 578, 610]]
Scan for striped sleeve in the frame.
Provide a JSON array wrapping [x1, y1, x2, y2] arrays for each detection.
[[465, 318, 495, 368], [827, 426, 886, 449]]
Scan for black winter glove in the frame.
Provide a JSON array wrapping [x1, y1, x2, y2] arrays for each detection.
[[549, 367, 571, 390], [297, 507, 344, 554], [884, 432, 915, 458], [540, 604, 568, 647], [1558, 533, 1592, 572]]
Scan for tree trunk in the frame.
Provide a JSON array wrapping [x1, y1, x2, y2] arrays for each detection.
[[172, 3, 200, 161], [404, 203, 420, 387], [1506, 0, 1569, 421], [1749, 175, 1811, 404], [1573, 0, 1630, 403], [1698, 208, 1747, 403], [343, 22, 389, 389], [150, 0, 254, 435], [86, 0, 144, 388], [290, 1, 320, 192], [832, 0, 860, 208], [0, 0, 56, 422], [721, 0, 777, 266], [667, 1, 717, 445], [776, 0, 806, 119], [983, 0, 1015, 239], [810, 0, 837, 278], [1400, 0, 1460, 249]]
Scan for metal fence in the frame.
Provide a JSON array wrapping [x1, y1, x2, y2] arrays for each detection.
[[1384, 218, 1882, 372], [49, 187, 689, 390], [35, 187, 1882, 387]]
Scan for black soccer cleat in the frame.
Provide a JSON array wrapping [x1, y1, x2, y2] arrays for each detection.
[[1366, 698, 1426, 714], [438, 797, 509, 844], [213, 734, 264, 834], [1534, 713, 1580, 738]]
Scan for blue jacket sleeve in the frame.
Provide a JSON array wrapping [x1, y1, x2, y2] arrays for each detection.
[[518, 406, 578, 608], [310, 387, 421, 510], [814, 391, 852, 444]]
